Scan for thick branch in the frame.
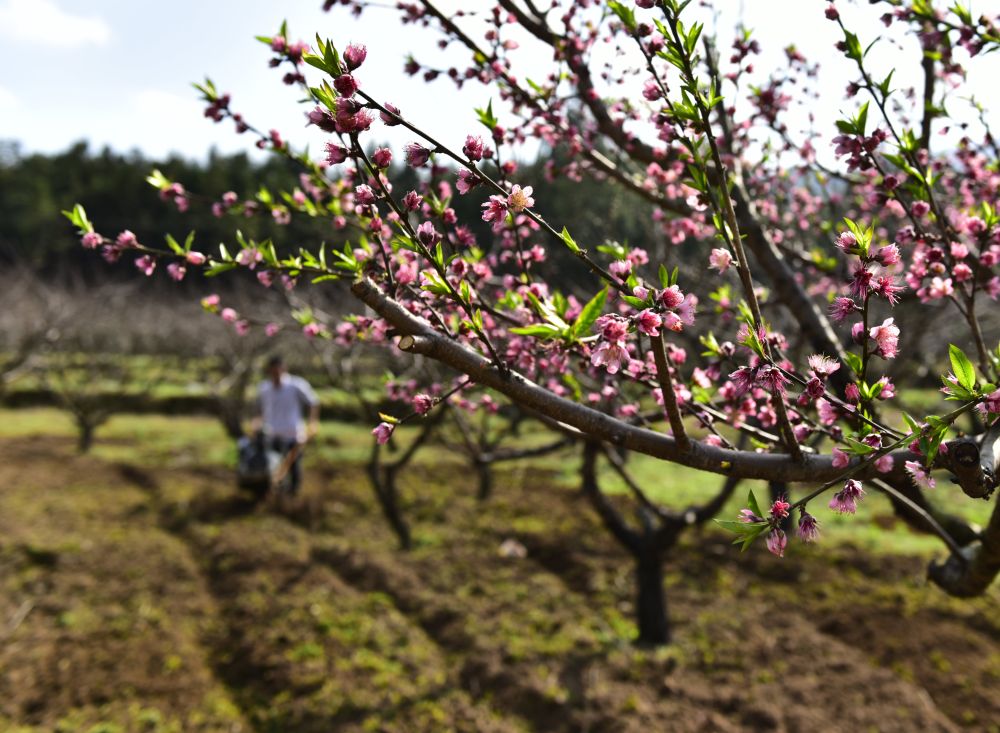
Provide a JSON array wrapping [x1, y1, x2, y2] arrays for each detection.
[[928, 495, 1000, 597], [949, 423, 1000, 499], [581, 442, 640, 552], [353, 277, 921, 484]]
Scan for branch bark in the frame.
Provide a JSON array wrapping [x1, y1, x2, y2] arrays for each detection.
[[355, 277, 920, 484]]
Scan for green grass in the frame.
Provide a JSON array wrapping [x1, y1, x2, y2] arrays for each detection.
[[0, 406, 992, 560]]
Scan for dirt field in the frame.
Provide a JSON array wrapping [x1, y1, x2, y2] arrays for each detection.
[[1, 411, 998, 732]]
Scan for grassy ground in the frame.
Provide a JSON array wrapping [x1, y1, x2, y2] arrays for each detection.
[[1, 408, 998, 732]]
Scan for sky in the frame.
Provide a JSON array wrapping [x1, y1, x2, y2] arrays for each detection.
[[1, 0, 997, 162]]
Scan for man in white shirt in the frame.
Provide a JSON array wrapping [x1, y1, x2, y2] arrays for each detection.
[[251, 355, 320, 495]]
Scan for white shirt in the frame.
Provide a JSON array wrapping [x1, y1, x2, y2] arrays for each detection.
[[257, 374, 319, 442]]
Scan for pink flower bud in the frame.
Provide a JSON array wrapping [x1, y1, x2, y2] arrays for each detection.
[[372, 421, 395, 444], [372, 147, 393, 168], [344, 43, 367, 71]]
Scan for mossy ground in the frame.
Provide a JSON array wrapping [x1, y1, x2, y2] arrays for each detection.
[[0, 408, 997, 732]]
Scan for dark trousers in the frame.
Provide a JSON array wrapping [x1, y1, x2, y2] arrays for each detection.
[[270, 436, 303, 495]]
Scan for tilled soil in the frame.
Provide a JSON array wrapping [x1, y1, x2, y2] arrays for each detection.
[[0, 434, 998, 732]]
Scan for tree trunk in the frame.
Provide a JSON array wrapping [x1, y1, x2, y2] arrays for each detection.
[[77, 421, 94, 453], [634, 540, 670, 646], [475, 459, 493, 501], [366, 447, 412, 551], [376, 476, 412, 551]]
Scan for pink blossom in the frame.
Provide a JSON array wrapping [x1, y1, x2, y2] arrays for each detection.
[[456, 168, 480, 194], [797, 512, 820, 542], [926, 276, 954, 300], [591, 341, 630, 375], [832, 447, 850, 468], [766, 529, 787, 557], [201, 294, 220, 311], [402, 191, 423, 211], [835, 231, 857, 252], [303, 323, 323, 340], [135, 255, 156, 276], [344, 43, 367, 71], [635, 309, 662, 336], [167, 263, 186, 281], [829, 479, 864, 514], [372, 421, 395, 444], [117, 230, 138, 248], [265, 323, 281, 337], [829, 297, 857, 322], [507, 184, 535, 213], [874, 455, 894, 473], [660, 285, 685, 309], [849, 265, 874, 298], [609, 259, 632, 278], [462, 135, 485, 161], [355, 184, 377, 206], [234, 320, 250, 336], [873, 276, 904, 305], [709, 248, 732, 273], [413, 394, 435, 415], [481, 196, 508, 231], [816, 397, 839, 425], [596, 314, 629, 342], [905, 460, 936, 489], [186, 251, 207, 265], [875, 243, 901, 266], [416, 221, 440, 246], [770, 497, 791, 520], [334, 73, 359, 97], [404, 142, 431, 167], [757, 364, 790, 395], [869, 317, 899, 359], [81, 232, 101, 249], [807, 354, 840, 378], [379, 102, 401, 126], [372, 147, 393, 168], [729, 366, 757, 397], [325, 143, 349, 165], [981, 389, 1000, 415]]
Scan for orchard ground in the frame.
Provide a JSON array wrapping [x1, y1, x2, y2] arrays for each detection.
[[1, 408, 998, 733]]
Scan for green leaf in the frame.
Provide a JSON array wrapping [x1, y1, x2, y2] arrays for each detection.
[[570, 287, 608, 339], [509, 324, 564, 340], [747, 490, 763, 518], [61, 204, 92, 232], [560, 226, 581, 253], [607, 0, 637, 31], [949, 344, 976, 392], [164, 234, 185, 256], [716, 519, 756, 534], [843, 352, 863, 376]]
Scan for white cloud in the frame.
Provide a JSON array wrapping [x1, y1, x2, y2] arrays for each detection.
[[0, 86, 18, 110], [0, 0, 110, 48]]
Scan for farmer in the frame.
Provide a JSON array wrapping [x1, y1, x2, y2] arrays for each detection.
[[250, 355, 320, 495]]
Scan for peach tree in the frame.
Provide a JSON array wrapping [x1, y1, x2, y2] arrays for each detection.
[[66, 0, 1000, 643]]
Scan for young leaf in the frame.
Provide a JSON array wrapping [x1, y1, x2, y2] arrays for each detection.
[[571, 287, 608, 339], [560, 227, 581, 253], [949, 344, 976, 392]]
